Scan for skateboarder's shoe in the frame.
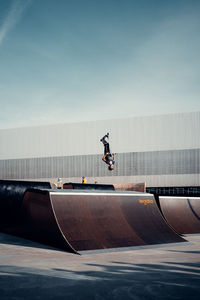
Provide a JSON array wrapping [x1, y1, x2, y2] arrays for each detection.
[[100, 133, 109, 142]]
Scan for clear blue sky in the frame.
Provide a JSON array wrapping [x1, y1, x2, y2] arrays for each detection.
[[0, 0, 200, 128]]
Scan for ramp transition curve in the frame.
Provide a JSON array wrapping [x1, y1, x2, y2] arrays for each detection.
[[0, 180, 52, 230], [159, 196, 200, 235], [22, 189, 185, 253]]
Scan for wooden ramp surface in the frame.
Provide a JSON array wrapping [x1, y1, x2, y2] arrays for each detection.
[[22, 189, 185, 253], [159, 196, 200, 235]]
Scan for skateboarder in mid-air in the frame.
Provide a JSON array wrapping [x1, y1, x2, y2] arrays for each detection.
[[100, 133, 115, 171]]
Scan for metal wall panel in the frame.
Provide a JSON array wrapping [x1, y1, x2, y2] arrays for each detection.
[[0, 111, 200, 159], [0, 112, 200, 187], [0, 148, 199, 183]]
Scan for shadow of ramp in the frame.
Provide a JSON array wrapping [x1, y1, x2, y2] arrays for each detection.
[[0, 232, 61, 251]]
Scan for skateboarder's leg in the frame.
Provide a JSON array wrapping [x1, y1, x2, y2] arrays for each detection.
[[100, 133, 109, 144], [104, 143, 110, 155]]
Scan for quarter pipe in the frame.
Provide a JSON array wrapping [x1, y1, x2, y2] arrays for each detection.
[[0, 180, 52, 230], [63, 182, 146, 192], [159, 196, 200, 235], [22, 189, 185, 253]]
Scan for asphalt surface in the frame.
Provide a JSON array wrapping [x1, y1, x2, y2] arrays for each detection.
[[0, 233, 200, 300]]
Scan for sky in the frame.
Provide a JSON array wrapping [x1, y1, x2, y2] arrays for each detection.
[[0, 0, 200, 129]]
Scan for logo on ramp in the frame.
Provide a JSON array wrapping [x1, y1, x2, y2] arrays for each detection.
[[139, 199, 154, 205]]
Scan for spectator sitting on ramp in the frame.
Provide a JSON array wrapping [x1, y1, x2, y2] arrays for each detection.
[[100, 133, 115, 171]]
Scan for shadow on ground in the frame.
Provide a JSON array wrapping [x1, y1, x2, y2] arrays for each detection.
[[167, 250, 200, 254], [0, 232, 61, 252], [0, 260, 200, 300]]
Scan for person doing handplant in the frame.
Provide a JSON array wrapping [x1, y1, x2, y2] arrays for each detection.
[[100, 133, 115, 170]]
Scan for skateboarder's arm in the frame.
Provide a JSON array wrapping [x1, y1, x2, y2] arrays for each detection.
[[102, 155, 106, 162], [112, 153, 115, 161]]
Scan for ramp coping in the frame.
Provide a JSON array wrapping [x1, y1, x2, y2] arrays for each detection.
[[160, 196, 200, 199], [50, 191, 152, 197]]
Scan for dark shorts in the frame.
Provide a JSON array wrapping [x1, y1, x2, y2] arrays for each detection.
[[104, 143, 110, 155]]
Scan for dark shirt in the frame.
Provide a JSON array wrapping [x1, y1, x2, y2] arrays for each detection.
[[105, 153, 115, 165]]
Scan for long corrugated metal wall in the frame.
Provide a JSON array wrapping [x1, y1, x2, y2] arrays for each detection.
[[0, 148, 199, 177], [0, 112, 200, 186]]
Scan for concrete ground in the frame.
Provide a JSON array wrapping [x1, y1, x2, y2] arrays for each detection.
[[0, 233, 200, 300]]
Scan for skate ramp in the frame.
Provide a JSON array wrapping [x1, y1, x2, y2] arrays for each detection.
[[159, 196, 200, 235], [22, 189, 185, 253], [63, 182, 146, 192], [0, 180, 51, 229], [63, 183, 115, 190], [113, 183, 146, 192]]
